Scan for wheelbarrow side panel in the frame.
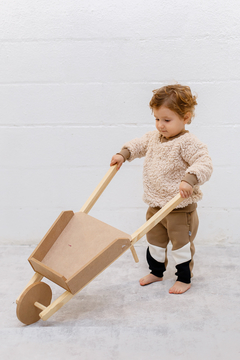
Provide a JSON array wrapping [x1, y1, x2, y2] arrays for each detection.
[[28, 210, 74, 262], [66, 237, 131, 294]]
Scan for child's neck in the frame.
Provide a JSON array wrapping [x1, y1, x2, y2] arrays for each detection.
[[160, 129, 188, 143]]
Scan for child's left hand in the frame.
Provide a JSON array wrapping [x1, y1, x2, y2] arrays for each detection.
[[179, 181, 193, 198]]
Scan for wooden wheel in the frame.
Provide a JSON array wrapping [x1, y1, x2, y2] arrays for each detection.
[[16, 282, 52, 325]]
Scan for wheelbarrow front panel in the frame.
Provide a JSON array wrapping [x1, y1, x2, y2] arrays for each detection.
[[29, 258, 71, 292], [28, 211, 131, 294]]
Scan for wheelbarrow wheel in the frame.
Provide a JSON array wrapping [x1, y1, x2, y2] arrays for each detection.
[[16, 281, 52, 325]]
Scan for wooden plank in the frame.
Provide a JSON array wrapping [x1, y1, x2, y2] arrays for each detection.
[[29, 258, 71, 292], [79, 165, 118, 214], [28, 210, 74, 262], [131, 193, 183, 245], [66, 237, 131, 294]]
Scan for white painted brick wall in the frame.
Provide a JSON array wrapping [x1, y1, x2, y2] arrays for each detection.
[[0, 1, 239, 245]]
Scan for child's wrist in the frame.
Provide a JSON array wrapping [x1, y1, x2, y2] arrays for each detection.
[[116, 152, 126, 162], [181, 173, 198, 187], [117, 148, 130, 161], [181, 180, 193, 188]]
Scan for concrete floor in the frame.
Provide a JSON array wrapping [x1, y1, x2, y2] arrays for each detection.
[[1, 244, 240, 360]]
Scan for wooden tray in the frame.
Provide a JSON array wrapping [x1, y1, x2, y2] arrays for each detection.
[[28, 211, 131, 294]]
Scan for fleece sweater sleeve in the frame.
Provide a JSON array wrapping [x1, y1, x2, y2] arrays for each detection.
[[180, 136, 213, 185], [120, 131, 153, 162]]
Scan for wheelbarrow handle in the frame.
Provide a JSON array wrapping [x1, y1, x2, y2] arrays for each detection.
[[131, 193, 183, 245], [79, 164, 118, 214]]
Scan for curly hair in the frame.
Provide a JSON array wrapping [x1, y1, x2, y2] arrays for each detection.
[[149, 84, 197, 124]]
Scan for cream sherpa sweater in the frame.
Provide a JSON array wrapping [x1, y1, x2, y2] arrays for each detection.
[[120, 130, 213, 209]]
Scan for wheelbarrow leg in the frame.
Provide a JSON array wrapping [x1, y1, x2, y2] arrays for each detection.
[[130, 245, 139, 263], [16, 272, 43, 304]]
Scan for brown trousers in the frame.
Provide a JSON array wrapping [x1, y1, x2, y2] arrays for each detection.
[[146, 206, 199, 276]]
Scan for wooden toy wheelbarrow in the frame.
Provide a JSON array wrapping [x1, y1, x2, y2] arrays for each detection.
[[16, 165, 183, 325]]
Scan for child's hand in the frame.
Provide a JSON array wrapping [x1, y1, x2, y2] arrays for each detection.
[[179, 181, 193, 198], [110, 154, 124, 170]]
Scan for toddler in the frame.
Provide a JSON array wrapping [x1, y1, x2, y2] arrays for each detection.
[[110, 84, 213, 294]]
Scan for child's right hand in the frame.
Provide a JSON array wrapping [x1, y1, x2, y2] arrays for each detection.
[[110, 154, 124, 170]]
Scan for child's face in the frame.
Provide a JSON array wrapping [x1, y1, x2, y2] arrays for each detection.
[[153, 106, 190, 139]]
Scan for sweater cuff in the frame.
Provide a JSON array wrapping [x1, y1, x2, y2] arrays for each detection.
[[182, 173, 198, 187], [117, 148, 130, 161]]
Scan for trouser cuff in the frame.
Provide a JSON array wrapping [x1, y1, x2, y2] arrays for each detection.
[[147, 247, 166, 278], [175, 260, 191, 284]]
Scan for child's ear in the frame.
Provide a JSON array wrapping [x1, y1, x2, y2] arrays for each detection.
[[184, 112, 191, 124]]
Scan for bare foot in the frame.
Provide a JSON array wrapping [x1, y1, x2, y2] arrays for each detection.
[[169, 281, 191, 294], [139, 273, 163, 286]]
